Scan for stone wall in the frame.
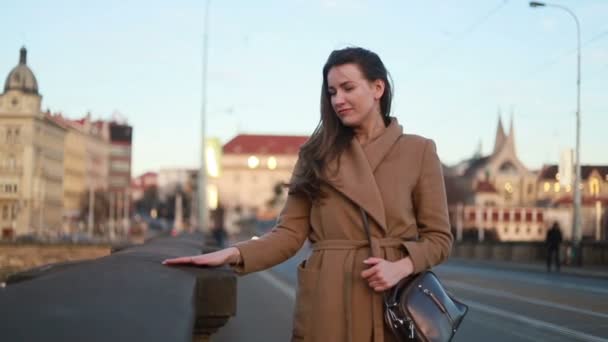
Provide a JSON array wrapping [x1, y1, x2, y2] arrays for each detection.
[[0, 243, 110, 281], [452, 240, 608, 266]]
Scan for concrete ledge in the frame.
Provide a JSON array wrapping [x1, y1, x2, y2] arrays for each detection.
[[0, 232, 237, 342]]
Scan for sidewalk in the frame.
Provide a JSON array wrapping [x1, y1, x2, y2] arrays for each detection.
[[449, 257, 608, 279]]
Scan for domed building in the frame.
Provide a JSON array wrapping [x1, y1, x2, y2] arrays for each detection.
[[0, 47, 66, 239]]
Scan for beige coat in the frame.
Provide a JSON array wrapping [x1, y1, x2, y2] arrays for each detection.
[[234, 118, 452, 342]]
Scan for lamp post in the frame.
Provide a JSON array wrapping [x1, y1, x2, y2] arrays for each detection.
[[199, 0, 211, 232], [530, 1, 582, 264]]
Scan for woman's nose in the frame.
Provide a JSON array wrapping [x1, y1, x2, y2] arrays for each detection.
[[333, 92, 345, 107]]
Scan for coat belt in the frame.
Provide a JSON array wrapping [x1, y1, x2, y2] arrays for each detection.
[[312, 237, 414, 342]]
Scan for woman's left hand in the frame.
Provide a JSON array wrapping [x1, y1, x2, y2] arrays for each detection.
[[361, 257, 414, 292]]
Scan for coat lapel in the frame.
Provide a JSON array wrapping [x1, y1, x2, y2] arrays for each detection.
[[323, 118, 403, 232]]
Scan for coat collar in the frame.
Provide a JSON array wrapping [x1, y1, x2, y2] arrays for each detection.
[[323, 118, 403, 232]]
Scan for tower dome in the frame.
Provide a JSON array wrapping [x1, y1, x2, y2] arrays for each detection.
[[4, 47, 39, 95]]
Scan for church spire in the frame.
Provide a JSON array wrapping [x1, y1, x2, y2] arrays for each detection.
[[505, 110, 516, 154], [492, 108, 506, 155]]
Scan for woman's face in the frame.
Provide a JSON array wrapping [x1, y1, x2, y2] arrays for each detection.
[[327, 63, 384, 128]]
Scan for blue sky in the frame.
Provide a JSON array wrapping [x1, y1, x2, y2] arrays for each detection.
[[1, 0, 606, 176]]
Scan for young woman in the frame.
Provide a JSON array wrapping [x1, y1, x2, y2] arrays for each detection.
[[163, 47, 453, 342]]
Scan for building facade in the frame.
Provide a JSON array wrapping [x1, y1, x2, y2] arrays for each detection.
[[215, 134, 308, 212], [448, 114, 607, 241], [0, 47, 66, 238]]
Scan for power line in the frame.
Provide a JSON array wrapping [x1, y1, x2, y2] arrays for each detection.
[[526, 27, 608, 78], [459, 0, 510, 38], [416, 0, 510, 69]]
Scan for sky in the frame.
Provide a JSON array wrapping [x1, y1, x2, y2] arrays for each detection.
[[1, 0, 606, 176]]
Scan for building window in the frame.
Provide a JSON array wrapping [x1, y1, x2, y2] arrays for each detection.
[[499, 162, 518, 174], [538, 228, 543, 235], [503, 227, 509, 234], [543, 182, 550, 192], [111, 160, 130, 172], [503, 182, 514, 201], [2, 205, 7, 219], [553, 182, 561, 193], [527, 184, 534, 195], [515, 227, 520, 234], [248, 156, 260, 169], [267, 156, 277, 170], [110, 178, 128, 187], [110, 145, 131, 156], [5, 126, 21, 144]]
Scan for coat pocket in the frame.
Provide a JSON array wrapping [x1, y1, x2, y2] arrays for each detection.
[[292, 259, 319, 340]]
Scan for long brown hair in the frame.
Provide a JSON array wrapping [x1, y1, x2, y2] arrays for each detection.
[[289, 47, 393, 201]]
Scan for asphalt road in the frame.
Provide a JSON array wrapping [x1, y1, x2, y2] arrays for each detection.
[[215, 245, 608, 341]]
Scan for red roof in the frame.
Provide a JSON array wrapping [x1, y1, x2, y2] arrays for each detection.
[[131, 172, 158, 188], [223, 134, 309, 155], [474, 181, 497, 193]]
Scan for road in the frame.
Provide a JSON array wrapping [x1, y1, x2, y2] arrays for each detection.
[[215, 244, 608, 341]]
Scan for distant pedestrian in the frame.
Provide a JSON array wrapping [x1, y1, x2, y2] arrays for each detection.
[[164, 47, 453, 341], [545, 221, 563, 272], [211, 203, 227, 248]]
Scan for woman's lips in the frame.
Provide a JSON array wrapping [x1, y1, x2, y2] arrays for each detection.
[[337, 108, 353, 115]]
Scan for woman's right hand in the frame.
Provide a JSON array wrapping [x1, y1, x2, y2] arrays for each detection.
[[162, 247, 241, 267]]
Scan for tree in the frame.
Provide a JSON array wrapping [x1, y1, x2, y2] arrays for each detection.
[[78, 190, 110, 226], [134, 186, 160, 215]]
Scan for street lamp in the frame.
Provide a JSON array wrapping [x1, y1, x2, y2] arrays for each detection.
[[199, 0, 211, 232], [529, 1, 582, 264]]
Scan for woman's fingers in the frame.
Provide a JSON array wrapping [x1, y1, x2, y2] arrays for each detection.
[[361, 266, 379, 279], [163, 249, 233, 267], [162, 256, 194, 265], [191, 255, 214, 265], [368, 274, 384, 283]]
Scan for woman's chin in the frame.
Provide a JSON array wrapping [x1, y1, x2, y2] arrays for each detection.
[[339, 116, 362, 128]]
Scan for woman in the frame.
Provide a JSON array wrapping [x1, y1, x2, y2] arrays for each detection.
[[163, 47, 453, 342]]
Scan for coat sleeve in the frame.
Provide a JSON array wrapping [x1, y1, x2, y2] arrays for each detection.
[[231, 167, 311, 275], [402, 139, 453, 274]]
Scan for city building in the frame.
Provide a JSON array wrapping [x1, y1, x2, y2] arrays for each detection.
[[47, 113, 112, 234], [447, 113, 607, 241], [0, 47, 67, 238], [448, 114, 537, 208], [131, 172, 158, 202], [216, 134, 308, 212]]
